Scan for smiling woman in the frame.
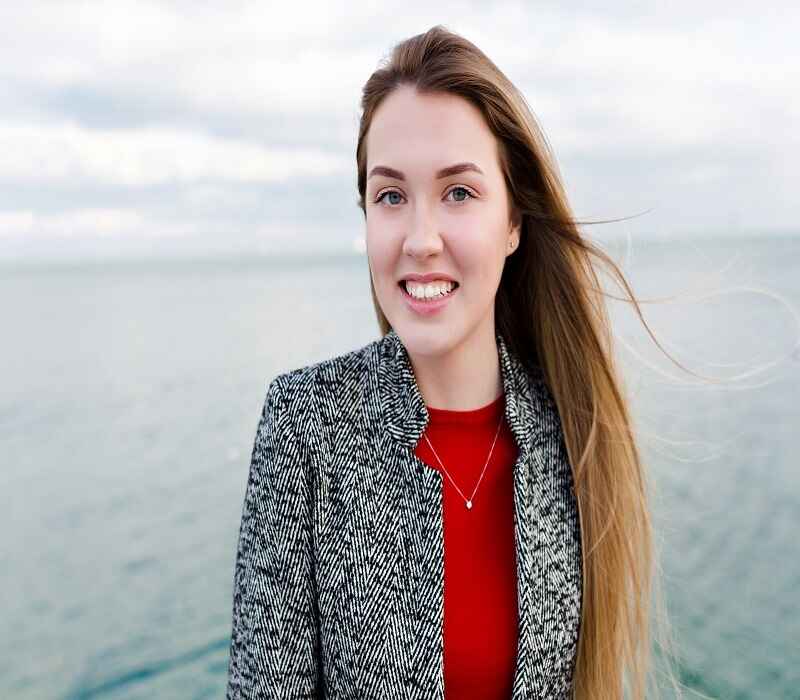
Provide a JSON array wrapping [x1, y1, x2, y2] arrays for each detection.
[[226, 24, 688, 700], [363, 86, 522, 381]]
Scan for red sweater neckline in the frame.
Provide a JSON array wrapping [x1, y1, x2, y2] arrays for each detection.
[[425, 392, 505, 426]]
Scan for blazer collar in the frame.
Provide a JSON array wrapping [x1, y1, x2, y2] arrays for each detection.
[[377, 327, 546, 454]]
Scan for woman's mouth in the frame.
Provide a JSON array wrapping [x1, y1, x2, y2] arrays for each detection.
[[398, 279, 460, 316]]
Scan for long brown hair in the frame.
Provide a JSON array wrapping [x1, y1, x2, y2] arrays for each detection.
[[355, 25, 689, 699]]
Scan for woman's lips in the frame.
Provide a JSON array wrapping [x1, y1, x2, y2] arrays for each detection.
[[398, 281, 459, 316]]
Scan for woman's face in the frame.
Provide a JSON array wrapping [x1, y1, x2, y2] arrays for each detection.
[[365, 85, 519, 358]]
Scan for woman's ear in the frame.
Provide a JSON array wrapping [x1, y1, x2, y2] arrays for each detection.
[[508, 206, 522, 250]]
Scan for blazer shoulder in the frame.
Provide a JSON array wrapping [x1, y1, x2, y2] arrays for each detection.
[[267, 336, 381, 422]]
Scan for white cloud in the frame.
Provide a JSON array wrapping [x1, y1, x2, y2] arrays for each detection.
[[0, 208, 144, 237], [0, 210, 35, 236], [0, 122, 349, 186], [0, 1, 796, 259]]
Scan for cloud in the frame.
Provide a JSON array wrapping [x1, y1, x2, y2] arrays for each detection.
[[0, 1, 796, 259], [0, 207, 172, 238], [0, 122, 349, 186]]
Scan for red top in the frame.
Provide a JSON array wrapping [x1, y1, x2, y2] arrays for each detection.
[[413, 391, 520, 699]]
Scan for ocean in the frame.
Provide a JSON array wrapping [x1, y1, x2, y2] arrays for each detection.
[[1, 235, 797, 699]]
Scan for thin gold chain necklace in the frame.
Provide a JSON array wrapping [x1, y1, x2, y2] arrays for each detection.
[[422, 411, 504, 510]]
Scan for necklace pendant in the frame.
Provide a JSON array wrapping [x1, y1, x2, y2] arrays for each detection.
[[466, 500, 473, 509]]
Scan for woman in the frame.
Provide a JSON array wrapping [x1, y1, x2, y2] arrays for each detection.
[[226, 25, 682, 700]]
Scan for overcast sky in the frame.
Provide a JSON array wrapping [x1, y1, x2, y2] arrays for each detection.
[[1, 1, 797, 261]]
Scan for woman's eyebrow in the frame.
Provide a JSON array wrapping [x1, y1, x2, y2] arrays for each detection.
[[367, 162, 484, 181]]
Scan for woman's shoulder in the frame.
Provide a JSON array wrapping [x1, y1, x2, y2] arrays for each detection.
[[265, 334, 384, 420]]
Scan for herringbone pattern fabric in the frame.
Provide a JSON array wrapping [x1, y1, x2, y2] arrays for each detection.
[[226, 328, 583, 699]]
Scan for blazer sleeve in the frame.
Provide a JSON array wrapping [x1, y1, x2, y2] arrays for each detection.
[[226, 376, 322, 699]]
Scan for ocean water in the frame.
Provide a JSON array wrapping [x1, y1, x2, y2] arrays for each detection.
[[0, 236, 797, 699]]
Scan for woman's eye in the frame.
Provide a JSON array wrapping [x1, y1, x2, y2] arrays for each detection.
[[375, 190, 404, 206], [375, 186, 476, 207], [446, 186, 476, 203]]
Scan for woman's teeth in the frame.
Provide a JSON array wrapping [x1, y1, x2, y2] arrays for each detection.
[[404, 280, 458, 300]]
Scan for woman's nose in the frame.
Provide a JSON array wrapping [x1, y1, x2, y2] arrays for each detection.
[[402, 205, 443, 257]]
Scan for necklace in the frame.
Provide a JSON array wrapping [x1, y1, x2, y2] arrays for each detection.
[[422, 408, 504, 510]]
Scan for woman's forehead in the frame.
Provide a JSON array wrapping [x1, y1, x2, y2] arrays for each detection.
[[369, 87, 492, 146], [367, 92, 500, 181]]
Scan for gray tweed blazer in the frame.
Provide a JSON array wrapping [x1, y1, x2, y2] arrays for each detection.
[[225, 328, 583, 699]]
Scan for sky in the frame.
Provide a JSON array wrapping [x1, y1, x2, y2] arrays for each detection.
[[0, 1, 797, 262]]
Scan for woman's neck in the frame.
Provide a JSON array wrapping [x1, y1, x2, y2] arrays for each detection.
[[406, 326, 503, 411]]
